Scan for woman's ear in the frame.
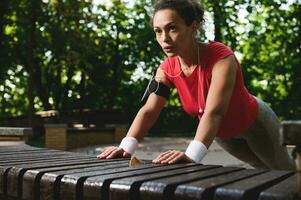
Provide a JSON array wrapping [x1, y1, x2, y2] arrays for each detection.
[[191, 21, 200, 37]]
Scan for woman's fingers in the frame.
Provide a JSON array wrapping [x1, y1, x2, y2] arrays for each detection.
[[153, 150, 179, 163], [97, 146, 122, 159], [152, 151, 192, 164], [162, 151, 181, 163], [157, 151, 174, 163], [153, 150, 173, 163], [107, 147, 123, 159], [153, 150, 171, 161], [97, 146, 115, 159], [166, 152, 185, 164]]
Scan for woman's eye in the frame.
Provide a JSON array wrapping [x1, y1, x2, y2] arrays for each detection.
[[169, 26, 176, 31], [154, 29, 161, 34]]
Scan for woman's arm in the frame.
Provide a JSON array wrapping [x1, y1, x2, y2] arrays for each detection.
[[97, 67, 171, 159], [127, 67, 171, 140], [153, 55, 238, 164], [194, 55, 237, 147], [126, 91, 166, 140]]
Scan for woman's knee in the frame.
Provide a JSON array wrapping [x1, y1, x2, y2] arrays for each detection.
[[215, 138, 268, 169]]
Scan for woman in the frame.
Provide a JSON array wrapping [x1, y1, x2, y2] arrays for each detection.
[[97, 0, 295, 170]]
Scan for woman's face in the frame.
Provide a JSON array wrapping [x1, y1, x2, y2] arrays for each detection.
[[153, 9, 196, 57]]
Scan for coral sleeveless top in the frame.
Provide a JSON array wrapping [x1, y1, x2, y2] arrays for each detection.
[[160, 41, 258, 138]]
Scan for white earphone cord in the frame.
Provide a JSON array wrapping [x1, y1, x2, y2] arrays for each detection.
[[147, 42, 203, 115]]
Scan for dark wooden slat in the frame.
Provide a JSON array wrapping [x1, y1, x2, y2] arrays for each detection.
[[0, 152, 80, 162], [138, 167, 243, 200], [0, 155, 96, 194], [0, 149, 92, 158], [174, 169, 267, 200], [0, 149, 95, 161], [0, 149, 69, 157], [0, 154, 95, 168], [0, 147, 91, 159], [0, 151, 96, 166], [0, 148, 48, 157], [0, 153, 92, 164], [0, 152, 96, 165], [258, 174, 298, 200], [22, 159, 129, 200], [214, 170, 294, 200], [3, 156, 99, 197], [109, 166, 241, 200], [82, 164, 219, 200], [0, 145, 37, 150], [60, 162, 169, 200], [0, 156, 91, 165], [39, 159, 129, 200], [3, 156, 103, 199]]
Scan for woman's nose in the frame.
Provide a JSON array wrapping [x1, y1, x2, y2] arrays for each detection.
[[162, 31, 171, 42]]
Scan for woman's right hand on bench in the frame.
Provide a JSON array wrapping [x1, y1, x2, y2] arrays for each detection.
[[96, 146, 131, 159]]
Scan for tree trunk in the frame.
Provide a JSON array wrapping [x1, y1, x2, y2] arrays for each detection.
[[79, 69, 86, 110], [61, 65, 74, 109], [28, 0, 52, 112], [55, 64, 62, 109], [296, 3, 301, 80], [108, 17, 121, 110], [213, 1, 222, 42], [27, 0, 38, 127], [109, 41, 120, 109], [294, 3, 301, 115], [0, 0, 7, 45]]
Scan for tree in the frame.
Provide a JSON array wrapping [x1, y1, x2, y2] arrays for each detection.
[[239, 0, 301, 119], [0, 0, 300, 123]]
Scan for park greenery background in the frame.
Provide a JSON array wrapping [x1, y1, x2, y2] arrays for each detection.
[[0, 0, 300, 136]]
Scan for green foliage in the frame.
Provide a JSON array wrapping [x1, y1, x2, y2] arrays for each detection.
[[239, 1, 301, 119], [0, 0, 300, 125], [0, 0, 163, 116]]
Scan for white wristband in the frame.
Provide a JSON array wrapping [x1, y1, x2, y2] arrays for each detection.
[[119, 137, 138, 155], [185, 140, 208, 163]]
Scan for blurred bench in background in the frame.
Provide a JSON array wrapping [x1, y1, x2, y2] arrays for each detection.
[[41, 110, 130, 150], [0, 127, 32, 143], [281, 120, 301, 197], [44, 123, 127, 150], [0, 110, 131, 150]]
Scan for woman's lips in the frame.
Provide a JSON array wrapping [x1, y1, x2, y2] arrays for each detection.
[[163, 46, 174, 52]]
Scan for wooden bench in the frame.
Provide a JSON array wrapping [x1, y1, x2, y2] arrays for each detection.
[[0, 145, 298, 200], [281, 120, 301, 198], [44, 123, 128, 150], [0, 110, 131, 146], [0, 127, 32, 142], [41, 110, 130, 150]]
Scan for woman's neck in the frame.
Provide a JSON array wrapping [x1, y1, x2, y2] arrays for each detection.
[[178, 41, 199, 69]]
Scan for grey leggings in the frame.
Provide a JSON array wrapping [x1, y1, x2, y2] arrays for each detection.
[[215, 98, 295, 170]]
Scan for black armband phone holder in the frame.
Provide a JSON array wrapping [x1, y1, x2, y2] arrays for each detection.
[[141, 78, 171, 104]]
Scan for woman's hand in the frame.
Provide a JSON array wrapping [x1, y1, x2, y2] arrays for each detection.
[[152, 150, 194, 164], [96, 146, 131, 159]]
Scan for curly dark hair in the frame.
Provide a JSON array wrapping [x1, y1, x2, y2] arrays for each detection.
[[152, 0, 205, 26]]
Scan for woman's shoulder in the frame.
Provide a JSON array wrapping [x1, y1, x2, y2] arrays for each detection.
[[206, 41, 234, 62], [207, 41, 233, 53]]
